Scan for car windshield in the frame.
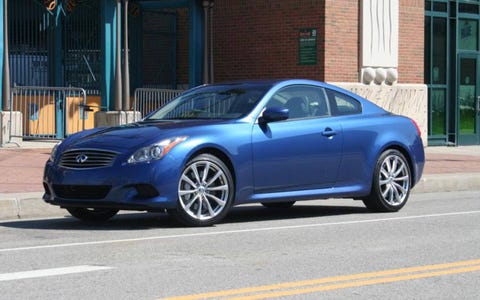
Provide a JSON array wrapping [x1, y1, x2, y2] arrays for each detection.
[[145, 84, 271, 120]]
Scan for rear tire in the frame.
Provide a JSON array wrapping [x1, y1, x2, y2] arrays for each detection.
[[66, 207, 119, 222], [362, 149, 411, 212]]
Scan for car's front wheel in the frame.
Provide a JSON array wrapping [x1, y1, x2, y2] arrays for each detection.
[[66, 207, 119, 222], [362, 149, 411, 212], [168, 154, 234, 226]]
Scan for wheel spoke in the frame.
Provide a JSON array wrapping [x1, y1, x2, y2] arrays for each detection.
[[181, 174, 197, 188], [391, 185, 402, 204], [205, 193, 226, 206], [392, 181, 407, 195], [203, 196, 215, 216], [380, 167, 389, 178], [394, 175, 409, 182], [381, 184, 392, 198], [379, 178, 390, 185], [201, 162, 211, 183], [191, 163, 202, 183], [207, 184, 228, 192], [391, 157, 398, 173], [179, 189, 196, 196], [206, 169, 224, 186], [196, 198, 203, 218], [387, 184, 395, 203], [184, 194, 200, 210], [393, 163, 406, 177], [385, 159, 392, 173]]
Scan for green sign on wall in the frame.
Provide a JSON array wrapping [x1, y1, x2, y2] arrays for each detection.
[[298, 28, 318, 65]]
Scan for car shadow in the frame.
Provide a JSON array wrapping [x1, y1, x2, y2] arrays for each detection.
[[0, 203, 372, 230], [0, 212, 174, 231], [223, 203, 370, 224]]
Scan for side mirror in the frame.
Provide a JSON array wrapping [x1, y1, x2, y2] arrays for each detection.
[[259, 107, 289, 123]]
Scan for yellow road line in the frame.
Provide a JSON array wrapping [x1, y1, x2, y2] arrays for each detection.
[[228, 265, 480, 300], [163, 259, 480, 300]]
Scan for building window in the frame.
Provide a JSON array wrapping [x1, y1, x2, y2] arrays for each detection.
[[459, 19, 478, 50], [432, 18, 448, 84]]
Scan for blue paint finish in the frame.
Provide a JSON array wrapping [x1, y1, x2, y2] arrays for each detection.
[[44, 80, 425, 224]]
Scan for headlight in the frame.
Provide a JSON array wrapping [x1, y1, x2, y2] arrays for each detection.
[[127, 136, 187, 164], [49, 143, 60, 162]]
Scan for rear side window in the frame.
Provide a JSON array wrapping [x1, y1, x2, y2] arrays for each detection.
[[326, 90, 362, 116]]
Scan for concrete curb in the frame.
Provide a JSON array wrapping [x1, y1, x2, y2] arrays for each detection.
[[1, 173, 479, 222], [0, 192, 66, 220], [413, 173, 480, 194]]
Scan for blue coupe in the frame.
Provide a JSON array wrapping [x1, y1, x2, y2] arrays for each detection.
[[43, 79, 425, 226]]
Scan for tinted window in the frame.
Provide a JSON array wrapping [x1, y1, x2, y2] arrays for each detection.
[[326, 90, 362, 115], [265, 85, 331, 119], [146, 84, 270, 120]]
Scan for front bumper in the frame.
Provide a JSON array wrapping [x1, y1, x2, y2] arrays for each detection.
[[43, 159, 181, 211]]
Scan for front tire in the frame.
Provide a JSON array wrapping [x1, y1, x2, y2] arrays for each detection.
[[362, 149, 411, 212], [168, 154, 234, 226], [66, 207, 119, 222]]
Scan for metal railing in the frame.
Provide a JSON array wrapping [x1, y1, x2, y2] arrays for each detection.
[[9, 86, 87, 141], [133, 88, 183, 121]]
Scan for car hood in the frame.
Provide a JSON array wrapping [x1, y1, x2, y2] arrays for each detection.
[[62, 120, 228, 152]]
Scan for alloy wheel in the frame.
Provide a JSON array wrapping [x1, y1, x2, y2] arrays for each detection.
[[378, 153, 410, 206], [178, 157, 231, 222]]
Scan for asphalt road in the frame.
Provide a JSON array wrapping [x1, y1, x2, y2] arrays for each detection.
[[1, 190, 479, 300]]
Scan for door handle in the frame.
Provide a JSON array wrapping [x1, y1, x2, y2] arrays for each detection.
[[477, 96, 480, 112], [322, 127, 338, 137]]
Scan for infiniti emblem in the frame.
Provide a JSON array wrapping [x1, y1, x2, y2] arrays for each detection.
[[75, 154, 88, 164]]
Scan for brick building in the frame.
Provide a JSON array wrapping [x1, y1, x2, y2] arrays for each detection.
[[0, 0, 476, 146]]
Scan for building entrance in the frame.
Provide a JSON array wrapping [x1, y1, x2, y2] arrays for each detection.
[[425, 1, 480, 146], [458, 55, 480, 144]]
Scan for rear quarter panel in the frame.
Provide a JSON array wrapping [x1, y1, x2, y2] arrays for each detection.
[[336, 113, 424, 194]]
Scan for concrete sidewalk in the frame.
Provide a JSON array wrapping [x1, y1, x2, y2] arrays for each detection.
[[0, 141, 479, 220]]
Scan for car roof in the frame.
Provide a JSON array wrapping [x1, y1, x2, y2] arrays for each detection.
[[195, 79, 387, 114]]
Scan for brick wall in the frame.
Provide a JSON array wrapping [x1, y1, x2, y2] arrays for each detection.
[[176, 0, 424, 85], [398, 0, 424, 83], [212, 0, 325, 82], [323, 0, 359, 82]]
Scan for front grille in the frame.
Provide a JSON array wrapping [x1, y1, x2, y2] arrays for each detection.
[[59, 149, 117, 169], [53, 185, 111, 199]]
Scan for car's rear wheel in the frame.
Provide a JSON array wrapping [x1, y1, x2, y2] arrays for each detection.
[[261, 201, 296, 209], [66, 207, 119, 222], [169, 154, 234, 226], [362, 149, 411, 212]]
